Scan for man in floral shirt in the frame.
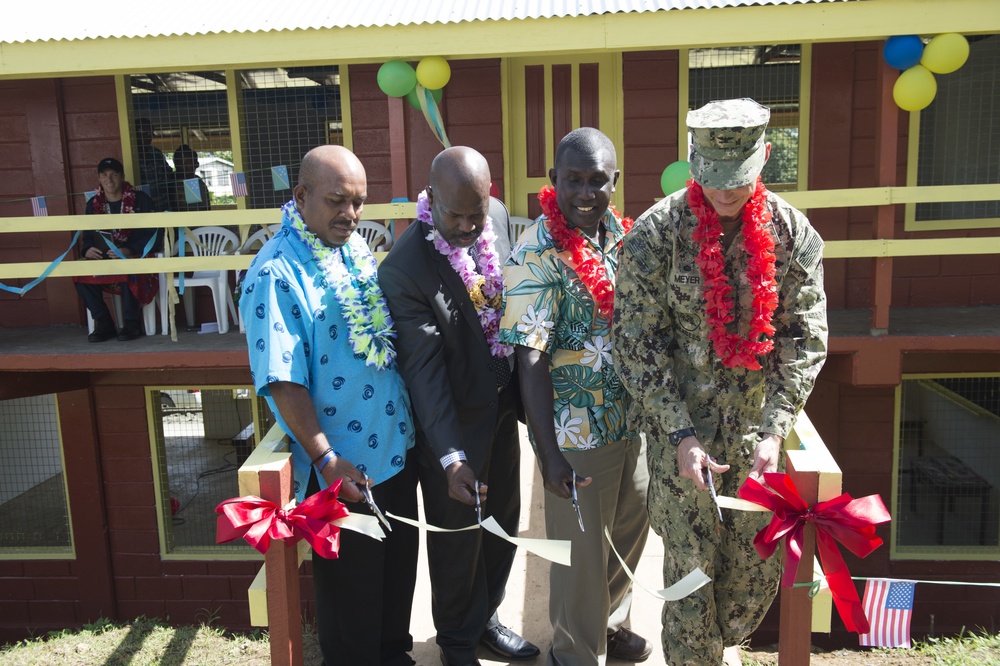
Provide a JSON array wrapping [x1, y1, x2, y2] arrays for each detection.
[[612, 99, 828, 666], [499, 128, 652, 665]]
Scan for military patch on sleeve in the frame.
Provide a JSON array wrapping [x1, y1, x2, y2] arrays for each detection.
[[624, 230, 662, 274], [794, 228, 824, 273]]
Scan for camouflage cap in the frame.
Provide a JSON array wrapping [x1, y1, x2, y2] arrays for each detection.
[[687, 98, 770, 190]]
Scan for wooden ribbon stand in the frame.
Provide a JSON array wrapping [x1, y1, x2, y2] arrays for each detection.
[[238, 423, 304, 666], [778, 412, 843, 665]]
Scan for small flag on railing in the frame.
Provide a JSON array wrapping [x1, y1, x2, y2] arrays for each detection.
[[271, 165, 290, 191], [84, 190, 98, 202], [859, 579, 915, 648], [183, 178, 203, 204], [31, 196, 48, 217], [230, 171, 248, 197]]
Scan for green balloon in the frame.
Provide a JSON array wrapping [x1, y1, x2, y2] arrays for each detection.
[[377, 60, 417, 98], [660, 160, 691, 196], [406, 85, 444, 111]]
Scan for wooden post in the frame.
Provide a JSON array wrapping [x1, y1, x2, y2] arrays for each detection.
[[778, 452, 819, 665], [259, 461, 303, 666], [871, 59, 899, 334]]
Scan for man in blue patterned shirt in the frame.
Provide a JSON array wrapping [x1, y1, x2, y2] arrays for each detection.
[[240, 145, 418, 666]]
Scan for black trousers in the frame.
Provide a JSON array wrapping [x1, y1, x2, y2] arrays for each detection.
[[418, 386, 521, 664], [75, 280, 141, 325], [308, 450, 419, 666]]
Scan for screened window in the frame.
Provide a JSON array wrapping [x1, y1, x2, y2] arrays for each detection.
[[0, 394, 72, 556], [913, 34, 1000, 225], [896, 376, 1000, 557], [130, 72, 233, 211], [687, 45, 803, 191], [127, 66, 346, 212], [149, 386, 275, 557], [238, 66, 345, 210]]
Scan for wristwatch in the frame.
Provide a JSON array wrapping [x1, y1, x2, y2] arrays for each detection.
[[669, 427, 698, 447]]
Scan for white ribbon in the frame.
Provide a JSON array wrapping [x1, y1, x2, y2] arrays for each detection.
[[388, 512, 572, 566], [604, 527, 711, 601]]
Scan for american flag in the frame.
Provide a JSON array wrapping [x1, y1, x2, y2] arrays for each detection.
[[859, 579, 915, 648], [31, 196, 48, 217], [230, 171, 248, 197]]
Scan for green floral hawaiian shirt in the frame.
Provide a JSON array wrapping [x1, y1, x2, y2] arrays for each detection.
[[499, 211, 635, 452]]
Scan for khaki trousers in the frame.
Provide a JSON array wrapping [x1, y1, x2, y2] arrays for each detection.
[[546, 436, 650, 666]]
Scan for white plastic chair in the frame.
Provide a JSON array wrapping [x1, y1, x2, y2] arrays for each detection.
[[159, 226, 240, 335], [236, 224, 283, 334], [239, 223, 282, 255], [510, 216, 534, 242], [86, 293, 158, 336], [355, 220, 392, 251]]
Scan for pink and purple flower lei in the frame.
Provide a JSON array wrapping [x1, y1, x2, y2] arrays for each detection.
[[417, 189, 512, 358]]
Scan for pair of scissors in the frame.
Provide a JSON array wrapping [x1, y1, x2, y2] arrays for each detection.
[[702, 464, 723, 522], [474, 480, 483, 524], [571, 471, 585, 532], [359, 472, 392, 532]]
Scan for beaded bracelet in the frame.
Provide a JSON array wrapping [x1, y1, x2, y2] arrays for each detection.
[[311, 447, 334, 465], [315, 451, 337, 474]]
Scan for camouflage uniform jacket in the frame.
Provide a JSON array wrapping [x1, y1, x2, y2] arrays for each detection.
[[612, 188, 828, 445]]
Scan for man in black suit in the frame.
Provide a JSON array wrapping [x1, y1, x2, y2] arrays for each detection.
[[379, 146, 539, 666]]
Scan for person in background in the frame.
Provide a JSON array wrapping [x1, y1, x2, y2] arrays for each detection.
[[170, 144, 211, 212], [134, 117, 173, 211], [74, 157, 158, 342]]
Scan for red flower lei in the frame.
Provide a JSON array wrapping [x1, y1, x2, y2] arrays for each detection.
[[688, 177, 778, 371], [538, 185, 634, 320], [91, 181, 139, 245]]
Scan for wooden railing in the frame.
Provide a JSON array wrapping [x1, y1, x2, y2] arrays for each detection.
[[0, 203, 416, 282], [239, 411, 842, 666]]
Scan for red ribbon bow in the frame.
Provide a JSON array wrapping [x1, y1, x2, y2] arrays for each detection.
[[215, 480, 349, 559], [738, 472, 891, 634]]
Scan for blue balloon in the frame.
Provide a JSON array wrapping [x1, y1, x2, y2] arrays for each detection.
[[883, 35, 925, 71]]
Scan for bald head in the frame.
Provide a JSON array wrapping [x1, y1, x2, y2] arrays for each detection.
[[554, 127, 616, 170], [299, 145, 365, 190], [429, 146, 491, 194], [427, 147, 492, 248], [294, 145, 367, 248]]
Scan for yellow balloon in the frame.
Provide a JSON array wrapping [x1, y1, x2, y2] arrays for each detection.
[[416, 56, 451, 91], [893, 65, 937, 112], [921, 33, 970, 74]]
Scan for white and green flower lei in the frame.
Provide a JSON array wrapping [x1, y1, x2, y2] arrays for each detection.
[[283, 200, 397, 370]]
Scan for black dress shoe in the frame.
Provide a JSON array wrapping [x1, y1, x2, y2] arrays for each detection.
[[607, 627, 652, 662], [480, 621, 540, 660], [117, 321, 143, 341], [88, 319, 116, 343]]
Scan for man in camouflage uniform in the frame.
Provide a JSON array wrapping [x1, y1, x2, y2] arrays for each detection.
[[612, 99, 828, 665]]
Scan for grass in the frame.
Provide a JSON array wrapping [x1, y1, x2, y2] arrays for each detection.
[[741, 629, 1000, 665], [2, 618, 998, 665], [0, 616, 320, 666], [911, 630, 1000, 665]]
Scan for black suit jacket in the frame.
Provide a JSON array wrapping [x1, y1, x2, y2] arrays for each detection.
[[378, 198, 516, 474]]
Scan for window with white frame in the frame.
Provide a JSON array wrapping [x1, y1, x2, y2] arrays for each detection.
[[895, 375, 999, 556], [0, 394, 72, 556], [149, 386, 275, 557]]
